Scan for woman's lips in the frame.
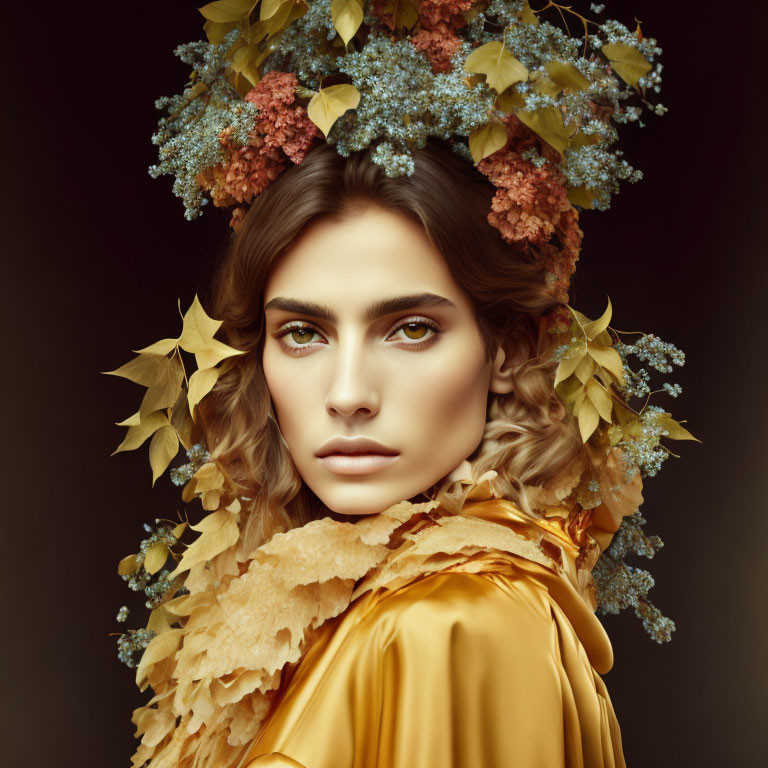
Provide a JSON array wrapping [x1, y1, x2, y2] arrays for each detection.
[[318, 453, 399, 476]]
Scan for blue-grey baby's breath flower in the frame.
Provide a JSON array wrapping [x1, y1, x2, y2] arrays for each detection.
[[117, 628, 156, 668], [327, 37, 494, 174], [170, 442, 211, 486], [593, 512, 674, 643], [150, 31, 258, 220]]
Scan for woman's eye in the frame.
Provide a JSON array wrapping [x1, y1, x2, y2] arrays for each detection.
[[277, 324, 324, 350], [389, 320, 439, 345]]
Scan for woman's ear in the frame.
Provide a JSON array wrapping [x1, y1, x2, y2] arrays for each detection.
[[489, 326, 534, 395]]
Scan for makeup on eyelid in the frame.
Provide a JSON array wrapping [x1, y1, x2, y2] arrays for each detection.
[[272, 316, 442, 352]]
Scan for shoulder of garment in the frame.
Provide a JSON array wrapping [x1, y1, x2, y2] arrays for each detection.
[[242, 564, 625, 768]]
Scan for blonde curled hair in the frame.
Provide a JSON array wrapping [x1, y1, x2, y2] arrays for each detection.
[[199, 139, 588, 548]]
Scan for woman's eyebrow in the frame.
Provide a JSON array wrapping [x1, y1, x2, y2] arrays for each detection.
[[263, 293, 456, 323]]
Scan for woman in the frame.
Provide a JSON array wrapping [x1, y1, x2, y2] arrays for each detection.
[[192, 140, 624, 767], [113, 4, 689, 767]]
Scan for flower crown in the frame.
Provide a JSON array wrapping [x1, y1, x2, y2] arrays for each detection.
[[108, 1, 698, 686], [151, 0, 667, 304]]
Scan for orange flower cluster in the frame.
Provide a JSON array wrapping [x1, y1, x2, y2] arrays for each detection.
[[196, 71, 319, 227], [477, 115, 583, 304], [409, 0, 472, 73]]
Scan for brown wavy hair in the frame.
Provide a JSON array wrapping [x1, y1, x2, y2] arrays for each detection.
[[199, 139, 586, 548]]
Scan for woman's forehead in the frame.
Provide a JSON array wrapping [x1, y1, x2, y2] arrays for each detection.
[[263, 207, 469, 311]]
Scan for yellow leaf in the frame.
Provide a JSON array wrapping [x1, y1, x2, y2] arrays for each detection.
[[179, 295, 245, 370], [569, 130, 601, 148], [112, 411, 169, 455], [568, 185, 596, 209], [179, 294, 221, 347], [546, 61, 590, 91], [529, 70, 561, 99], [188, 366, 222, 416], [554, 375, 582, 411], [118, 554, 138, 576], [520, 0, 538, 24], [171, 522, 188, 540], [102, 353, 170, 387], [585, 378, 613, 423], [577, 398, 600, 443], [260, 0, 286, 20], [135, 629, 183, 688], [262, 0, 306, 35], [115, 411, 141, 427], [199, 0, 255, 23], [134, 338, 178, 356], [231, 43, 261, 89], [554, 341, 587, 386], [656, 414, 701, 442], [144, 542, 170, 575], [614, 399, 639, 429], [146, 605, 174, 636], [573, 353, 596, 384], [138, 354, 184, 418], [515, 106, 575, 158], [331, 0, 363, 45], [203, 19, 238, 44], [464, 41, 529, 93], [186, 462, 227, 510], [468, 117, 507, 162], [170, 390, 195, 450], [494, 88, 525, 112], [587, 343, 625, 385], [380, 0, 419, 31], [307, 84, 361, 137], [149, 425, 180, 486], [583, 297, 613, 338], [167, 511, 240, 578], [601, 42, 652, 89]]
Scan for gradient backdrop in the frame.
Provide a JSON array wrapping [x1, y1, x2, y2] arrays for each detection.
[[3, 1, 766, 765]]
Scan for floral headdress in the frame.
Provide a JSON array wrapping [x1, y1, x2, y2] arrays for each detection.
[[107, 2, 698, 765]]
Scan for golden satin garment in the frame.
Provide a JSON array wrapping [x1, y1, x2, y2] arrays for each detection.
[[240, 553, 625, 768]]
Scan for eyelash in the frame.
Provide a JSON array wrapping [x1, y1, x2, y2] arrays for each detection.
[[273, 317, 442, 355]]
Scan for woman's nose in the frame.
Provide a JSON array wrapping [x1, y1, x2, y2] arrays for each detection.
[[324, 335, 380, 419]]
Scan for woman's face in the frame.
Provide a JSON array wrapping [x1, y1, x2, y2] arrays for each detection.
[[262, 205, 507, 516]]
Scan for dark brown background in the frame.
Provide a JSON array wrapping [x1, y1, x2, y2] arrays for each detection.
[[3, 1, 765, 765]]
